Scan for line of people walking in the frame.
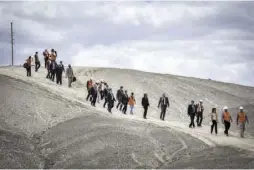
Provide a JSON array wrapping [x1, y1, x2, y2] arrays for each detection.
[[23, 55, 250, 139], [23, 49, 76, 88], [188, 100, 250, 138]]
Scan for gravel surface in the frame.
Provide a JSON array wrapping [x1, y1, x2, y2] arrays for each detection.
[[0, 74, 254, 168]]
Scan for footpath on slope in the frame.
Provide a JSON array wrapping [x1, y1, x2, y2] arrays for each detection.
[[0, 66, 254, 152]]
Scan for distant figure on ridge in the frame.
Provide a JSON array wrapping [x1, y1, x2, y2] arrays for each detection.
[[66, 64, 74, 88], [128, 92, 136, 115], [121, 90, 129, 114], [56, 61, 65, 85], [107, 88, 116, 113], [116, 86, 124, 111], [34, 52, 40, 72], [210, 108, 218, 135]]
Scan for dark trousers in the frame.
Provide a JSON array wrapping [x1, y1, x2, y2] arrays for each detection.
[[122, 104, 127, 114], [196, 112, 203, 126], [211, 120, 217, 134], [224, 121, 231, 136], [46, 70, 51, 78], [108, 103, 113, 113], [116, 101, 123, 110], [189, 113, 195, 128], [56, 72, 62, 85], [26, 66, 31, 77], [86, 90, 92, 101], [91, 95, 97, 106], [100, 91, 104, 100], [44, 59, 47, 68], [160, 105, 167, 120], [35, 61, 40, 72], [143, 106, 148, 118], [103, 98, 108, 108], [50, 70, 55, 81]]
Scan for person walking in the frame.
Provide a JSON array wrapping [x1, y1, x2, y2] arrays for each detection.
[[91, 84, 98, 107], [188, 100, 196, 128], [210, 108, 218, 135], [116, 86, 124, 111], [128, 92, 136, 115], [66, 64, 74, 88], [237, 106, 249, 138], [121, 90, 129, 114], [46, 59, 51, 79], [158, 93, 170, 121], [34, 52, 41, 72], [103, 84, 109, 108], [86, 79, 93, 102], [222, 106, 232, 136], [196, 100, 204, 127], [43, 49, 49, 68], [26, 56, 32, 77], [141, 93, 150, 119], [107, 88, 116, 113], [50, 60, 57, 82], [56, 61, 65, 85]]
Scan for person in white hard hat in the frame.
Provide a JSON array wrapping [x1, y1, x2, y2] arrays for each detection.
[[196, 100, 204, 127], [237, 106, 249, 138], [221, 106, 232, 136]]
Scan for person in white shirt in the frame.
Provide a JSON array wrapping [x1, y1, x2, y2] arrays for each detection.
[[210, 108, 218, 134]]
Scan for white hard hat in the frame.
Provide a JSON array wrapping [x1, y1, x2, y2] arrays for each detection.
[[239, 106, 243, 110], [200, 100, 203, 102], [223, 106, 228, 110], [100, 79, 104, 82], [96, 80, 100, 83]]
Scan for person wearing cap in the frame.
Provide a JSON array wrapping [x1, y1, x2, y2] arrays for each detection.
[[121, 90, 129, 114], [116, 86, 124, 111], [237, 106, 249, 138], [196, 100, 204, 127], [107, 88, 116, 113], [56, 61, 65, 85], [34, 52, 41, 72], [188, 100, 196, 128], [210, 108, 218, 135], [158, 93, 170, 121], [142, 93, 150, 119], [221, 106, 232, 136], [66, 64, 74, 87]]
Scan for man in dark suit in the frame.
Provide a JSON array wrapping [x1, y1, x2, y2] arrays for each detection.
[[107, 88, 116, 113], [121, 90, 129, 114], [188, 100, 196, 128], [142, 93, 150, 119], [158, 93, 170, 121]]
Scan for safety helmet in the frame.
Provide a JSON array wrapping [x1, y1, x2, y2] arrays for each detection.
[[200, 100, 203, 102], [223, 106, 228, 110], [100, 79, 104, 82], [96, 80, 100, 83], [239, 106, 243, 110]]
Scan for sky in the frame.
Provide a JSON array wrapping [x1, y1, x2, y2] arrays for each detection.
[[0, 1, 254, 86]]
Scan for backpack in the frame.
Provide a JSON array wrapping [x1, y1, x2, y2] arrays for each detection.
[[23, 62, 28, 68]]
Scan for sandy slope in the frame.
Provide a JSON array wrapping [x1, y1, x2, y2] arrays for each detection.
[[1, 66, 254, 168]]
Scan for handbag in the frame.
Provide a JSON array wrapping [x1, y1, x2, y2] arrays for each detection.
[[72, 76, 76, 82]]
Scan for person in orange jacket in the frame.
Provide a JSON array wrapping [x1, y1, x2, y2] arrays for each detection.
[[221, 106, 233, 136], [237, 106, 249, 138], [128, 92, 136, 115]]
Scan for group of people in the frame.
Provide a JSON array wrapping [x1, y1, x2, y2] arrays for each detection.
[[23, 49, 76, 87], [23, 54, 250, 138], [188, 100, 249, 138]]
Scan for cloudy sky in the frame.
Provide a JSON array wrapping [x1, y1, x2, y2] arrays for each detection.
[[0, 1, 254, 86]]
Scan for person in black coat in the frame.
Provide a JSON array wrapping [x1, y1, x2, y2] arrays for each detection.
[[188, 100, 196, 128], [56, 61, 65, 85], [121, 90, 129, 114], [103, 84, 109, 108], [50, 61, 57, 82], [116, 86, 124, 110], [91, 84, 98, 107], [158, 93, 170, 121], [142, 93, 150, 119], [107, 88, 116, 113]]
